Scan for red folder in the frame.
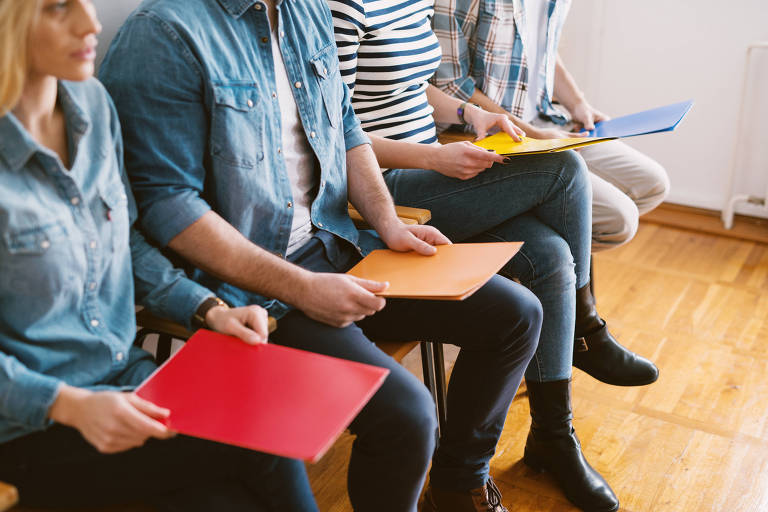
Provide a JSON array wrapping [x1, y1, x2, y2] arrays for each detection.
[[136, 330, 389, 462]]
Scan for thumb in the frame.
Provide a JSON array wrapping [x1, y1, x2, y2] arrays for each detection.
[[350, 276, 389, 293], [128, 394, 170, 420]]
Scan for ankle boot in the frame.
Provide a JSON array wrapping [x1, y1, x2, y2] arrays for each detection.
[[573, 283, 659, 386], [523, 379, 619, 512], [421, 477, 508, 512]]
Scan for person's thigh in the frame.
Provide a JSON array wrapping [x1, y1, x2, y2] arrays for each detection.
[[0, 426, 314, 511], [383, 151, 584, 242], [358, 274, 541, 354], [590, 171, 639, 252], [577, 140, 670, 215]]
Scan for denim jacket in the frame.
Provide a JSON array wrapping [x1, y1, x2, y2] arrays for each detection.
[[99, 0, 376, 317], [0, 80, 212, 443]]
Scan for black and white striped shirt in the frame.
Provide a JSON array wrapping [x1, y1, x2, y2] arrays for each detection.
[[330, 0, 442, 145]]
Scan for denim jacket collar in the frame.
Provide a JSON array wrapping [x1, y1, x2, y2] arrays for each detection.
[[0, 81, 90, 173]]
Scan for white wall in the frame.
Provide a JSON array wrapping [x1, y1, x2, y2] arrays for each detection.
[[560, 0, 768, 218]]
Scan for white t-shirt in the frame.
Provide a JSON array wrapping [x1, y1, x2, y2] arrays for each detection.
[[271, 30, 317, 256], [523, 0, 551, 123]]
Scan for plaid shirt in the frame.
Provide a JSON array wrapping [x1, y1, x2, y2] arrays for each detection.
[[431, 0, 571, 125]]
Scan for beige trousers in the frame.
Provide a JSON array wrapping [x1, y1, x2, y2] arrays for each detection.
[[534, 119, 671, 252]]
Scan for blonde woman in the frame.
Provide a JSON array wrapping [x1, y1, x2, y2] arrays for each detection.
[[0, 1, 316, 510]]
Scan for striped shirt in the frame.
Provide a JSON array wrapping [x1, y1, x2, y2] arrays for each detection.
[[329, 0, 443, 144], [431, 0, 571, 125]]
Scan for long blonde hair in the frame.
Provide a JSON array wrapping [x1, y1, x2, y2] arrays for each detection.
[[0, 0, 40, 115]]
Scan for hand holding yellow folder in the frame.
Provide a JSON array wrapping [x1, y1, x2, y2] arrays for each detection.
[[474, 133, 615, 156]]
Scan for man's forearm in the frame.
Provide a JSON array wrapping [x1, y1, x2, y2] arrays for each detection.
[[553, 55, 586, 112], [166, 211, 312, 307], [345, 143, 401, 236]]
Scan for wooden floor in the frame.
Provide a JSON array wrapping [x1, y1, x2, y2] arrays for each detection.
[[307, 221, 768, 512]]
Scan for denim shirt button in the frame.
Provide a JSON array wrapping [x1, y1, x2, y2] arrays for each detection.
[[90, 319, 100, 327], [261, 37, 268, 44], [272, 92, 277, 98], [294, 81, 302, 89], [277, 147, 282, 154], [280, 31, 285, 38], [287, 201, 293, 208], [254, 3, 262, 10], [89, 240, 97, 249], [310, 131, 316, 138], [70, 197, 80, 206], [115, 352, 124, 362], [40, 240, 51, 250], [247, 99, 254, 108], [317, 222, 324, 228]]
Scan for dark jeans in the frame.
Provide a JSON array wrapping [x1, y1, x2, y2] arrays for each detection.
[[268, 232, 541, 511], [0, 426, 316, 511]]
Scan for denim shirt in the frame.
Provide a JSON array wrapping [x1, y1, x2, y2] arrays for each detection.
[[99, 0, 377, 317], [0, 80, 212, 443]]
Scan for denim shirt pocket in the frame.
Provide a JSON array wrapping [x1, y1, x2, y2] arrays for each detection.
[[3, 222, 67, 255], [210, 84, 264, 168], [310, 45, 342, 128], [98, 184, 130, 255], [1, 221, 69, 296]]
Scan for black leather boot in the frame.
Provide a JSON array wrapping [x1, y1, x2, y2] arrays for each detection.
[[573, 283, 659, 386], [523, 379, 619, 512]]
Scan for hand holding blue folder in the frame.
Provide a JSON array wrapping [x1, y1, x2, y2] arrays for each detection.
[[585, 100, 694, 138]]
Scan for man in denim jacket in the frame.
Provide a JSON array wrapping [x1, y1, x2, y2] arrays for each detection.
[[101, 0, 543, 509]]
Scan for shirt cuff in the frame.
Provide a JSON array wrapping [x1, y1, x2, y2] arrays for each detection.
[[2, 370, 62, 431], [344, 123, 372, 152], [141, 189, 212, 248], [150, 278, 213, 331]]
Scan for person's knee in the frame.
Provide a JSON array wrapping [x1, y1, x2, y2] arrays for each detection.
[[557, 150, 590, 191], [367, 373, 438, 453], [636, 160, 670, 214], [592, 195, 639, 251], [519, 236, 576, 290]]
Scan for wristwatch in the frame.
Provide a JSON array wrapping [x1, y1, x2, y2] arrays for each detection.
[[457, 102, 479, 125], [192, 296, 228, 329]]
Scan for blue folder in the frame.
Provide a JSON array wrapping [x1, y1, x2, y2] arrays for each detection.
[[586, 100, 694, 138]]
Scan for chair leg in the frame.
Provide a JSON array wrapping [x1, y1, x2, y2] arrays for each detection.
[[155, 333, 174, 364], [420, 342, 441, 437], [432, 342, 448, 434]]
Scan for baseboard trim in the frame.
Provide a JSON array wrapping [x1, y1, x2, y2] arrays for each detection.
[[641, 202, 768, 244]]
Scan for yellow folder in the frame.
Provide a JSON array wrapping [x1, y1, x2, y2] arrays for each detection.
[[474, 132, 615, 156], [346, 242, 523, 300]]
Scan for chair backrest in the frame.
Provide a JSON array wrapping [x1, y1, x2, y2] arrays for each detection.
[[93, 0, 143, 69]]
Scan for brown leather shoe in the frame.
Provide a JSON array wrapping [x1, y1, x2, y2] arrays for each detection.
[[421, 477, 509, 512]]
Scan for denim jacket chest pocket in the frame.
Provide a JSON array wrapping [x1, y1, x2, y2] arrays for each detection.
[[0, 220, 72, 296], [210, 84, 264, 168], [97, 182, 130, 256], [310, 45, 342, 128]]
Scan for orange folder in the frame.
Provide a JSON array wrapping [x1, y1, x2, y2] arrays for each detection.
[[136, 330, 389, 462], [346, 242, 523, 300]]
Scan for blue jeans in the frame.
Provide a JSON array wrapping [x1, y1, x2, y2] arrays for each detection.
[[0, 426, 316, 511], [384, 150, 591, 383], [270, 233, 540, 509]]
